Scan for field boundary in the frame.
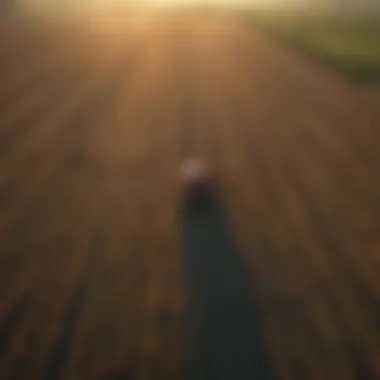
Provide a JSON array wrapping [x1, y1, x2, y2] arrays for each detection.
[[239, 10, 380, 84]]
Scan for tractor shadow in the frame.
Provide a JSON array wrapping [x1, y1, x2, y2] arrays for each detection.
[[181, 192, 274, 380]]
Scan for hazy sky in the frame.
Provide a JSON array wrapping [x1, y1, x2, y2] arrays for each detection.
[[20, 0, 298, 11], [85, 0, 285, 6]]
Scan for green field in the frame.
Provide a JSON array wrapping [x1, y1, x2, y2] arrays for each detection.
[[246, 10, 380, 83]]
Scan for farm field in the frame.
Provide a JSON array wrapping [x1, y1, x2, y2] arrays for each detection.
[[247, 10, 380, 82], [1, 14, 380, 380]]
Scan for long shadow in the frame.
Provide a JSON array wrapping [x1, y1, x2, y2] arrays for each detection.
[[181, 195, 274, 380]]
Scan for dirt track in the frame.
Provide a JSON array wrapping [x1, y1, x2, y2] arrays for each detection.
[[1, 15, 380, 380]]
